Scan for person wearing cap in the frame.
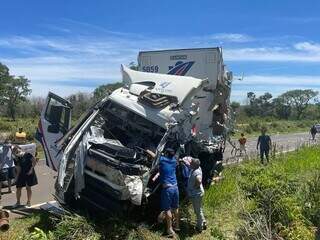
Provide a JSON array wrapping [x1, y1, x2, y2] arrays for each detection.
[[158, 147, 180, 237], [11, 145, 38, 208], [182, 157, 207, 232]]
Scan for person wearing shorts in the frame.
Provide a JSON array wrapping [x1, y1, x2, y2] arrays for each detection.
[[12, 145, 38, 208], [159, 148, 180, 237], [238, 133, 247, 156]]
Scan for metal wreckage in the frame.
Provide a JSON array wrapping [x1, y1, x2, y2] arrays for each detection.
[[36, 50, 233, 215]]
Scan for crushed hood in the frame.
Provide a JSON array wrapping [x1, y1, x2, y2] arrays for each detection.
[[121, 65, 205, 104]]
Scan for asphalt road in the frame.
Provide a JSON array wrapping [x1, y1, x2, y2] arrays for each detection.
[[0, 160, 56, 218], [224, 132, 317, 162], [0, 131, 317, 218]]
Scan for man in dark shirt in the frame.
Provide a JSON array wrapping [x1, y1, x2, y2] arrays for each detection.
[[257, 129, 272, 164], [159, 148, 180, 237], [310, 125, 317, 141]]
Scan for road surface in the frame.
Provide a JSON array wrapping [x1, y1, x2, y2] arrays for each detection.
[[0, 160, 56, 218], [224, 132, 317, 163], [0, 131, 317, 218]]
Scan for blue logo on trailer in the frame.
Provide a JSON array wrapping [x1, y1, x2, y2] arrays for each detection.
[[168, 61, 195, 76], [159, 82, 171, 88]]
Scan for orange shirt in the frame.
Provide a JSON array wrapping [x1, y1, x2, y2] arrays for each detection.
[[239, 137, 247, 145]]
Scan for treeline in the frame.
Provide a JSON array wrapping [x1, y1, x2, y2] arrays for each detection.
[[1, 61, 320, 122], [0, 62, 123, 120], [231, 90, 320, 121]]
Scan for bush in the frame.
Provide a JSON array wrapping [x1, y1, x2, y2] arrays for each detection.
[[301, 173, 320, 228]]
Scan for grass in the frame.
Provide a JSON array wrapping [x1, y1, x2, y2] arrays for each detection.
[[5, 145, 320, 239], [0, 117, 45, 160], [234, 117, 315, 138], [0, 117, 38, 142], [0, 212, 53, 240]]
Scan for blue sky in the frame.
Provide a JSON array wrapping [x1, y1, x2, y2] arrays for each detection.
[[1, 0, 320, 102]]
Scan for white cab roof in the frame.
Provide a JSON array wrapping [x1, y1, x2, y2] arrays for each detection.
[[121, 65, 204, 104]]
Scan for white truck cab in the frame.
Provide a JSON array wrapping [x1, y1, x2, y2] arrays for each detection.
[[36, 48, 232, 213]]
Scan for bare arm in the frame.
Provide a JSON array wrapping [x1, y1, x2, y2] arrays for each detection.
[[145, 149, 156, 159], [194, 175, 202, 188], [15, 165, 21, 181], [268, 137, 272, 149], [257, 137, 260, 149], [27, 156, 37, 175]]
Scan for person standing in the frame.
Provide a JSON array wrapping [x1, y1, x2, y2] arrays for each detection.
[[184, 158, 207, 232], [12, 145, 38, 208], [238, 133, 247, 156], [0, 143, 15, 200], [310, 125, 317, 141], [257, 129, 272, 164], [159, 147, 180, 237]]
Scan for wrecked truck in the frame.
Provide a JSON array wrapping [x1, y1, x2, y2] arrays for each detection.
[[36, 50, 232, 214]]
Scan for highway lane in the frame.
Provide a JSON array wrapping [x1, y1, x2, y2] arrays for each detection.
[[224, 132, 317, 162]]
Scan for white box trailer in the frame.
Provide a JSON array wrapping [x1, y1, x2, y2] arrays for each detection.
[[138, 47, 232, 141]]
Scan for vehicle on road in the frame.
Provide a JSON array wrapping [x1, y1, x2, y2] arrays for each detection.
[[36, 48, 232, 214]]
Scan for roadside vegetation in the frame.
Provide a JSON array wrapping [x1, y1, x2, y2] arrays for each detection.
[[3, 145, 319, 240], [234, 117, 315, 137]]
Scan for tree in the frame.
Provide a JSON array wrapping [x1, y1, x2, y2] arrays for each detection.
[[0, 63, 10, 100], [272, 97, 292, 119], [230, 101, 241, 113], [3, 76, 31, 120], [67, 92, 93, 118], [245, 92, 273, 117], [93, 82, 123, 100], [279, 89, 318, 119]]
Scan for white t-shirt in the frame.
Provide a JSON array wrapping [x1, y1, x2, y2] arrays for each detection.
[[187, 167, 204, 197]]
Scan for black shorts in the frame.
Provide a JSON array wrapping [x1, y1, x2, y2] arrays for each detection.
[[0, 167, 15, 181], [16, 170, 38, 188]]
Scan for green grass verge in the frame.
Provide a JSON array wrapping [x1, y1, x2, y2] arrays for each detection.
[[6, 145, 320, 240], [234, 118, 315, 138]]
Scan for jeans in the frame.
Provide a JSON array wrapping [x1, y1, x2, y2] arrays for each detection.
[[190, 195, 206, 229]]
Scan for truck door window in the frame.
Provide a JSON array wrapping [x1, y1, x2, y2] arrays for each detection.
[[45, 98, 70, 134]]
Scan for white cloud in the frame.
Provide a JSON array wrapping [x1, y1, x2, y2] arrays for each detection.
[[1, 23, 320, 98], [294, 42, 320, 53], [224, 46, 320, 62], [208, 33, 253, 43]]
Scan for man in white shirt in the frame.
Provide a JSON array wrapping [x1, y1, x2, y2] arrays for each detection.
[[182, 157, 207, 232]]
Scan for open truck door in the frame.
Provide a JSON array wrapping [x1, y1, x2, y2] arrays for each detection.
[[36, 92, 72, 171]]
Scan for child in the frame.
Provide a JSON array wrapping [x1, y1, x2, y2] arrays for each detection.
[[238, 133, 247, 156]]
